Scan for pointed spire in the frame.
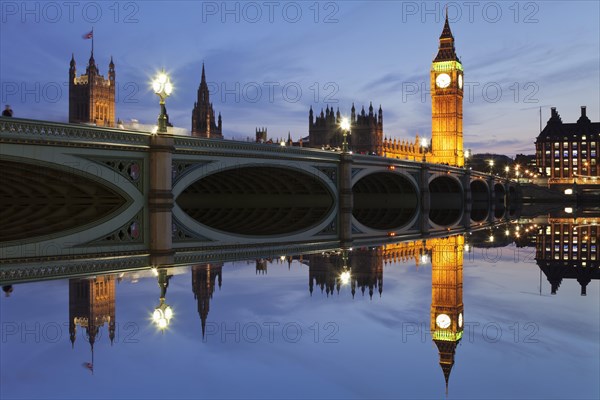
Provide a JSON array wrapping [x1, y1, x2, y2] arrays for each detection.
[[440, 6, 453, 40], [109, 56, 114, 67], [201, 62, 206, 83], [70, 53, 76, 67], [434, 10, 459, 62]]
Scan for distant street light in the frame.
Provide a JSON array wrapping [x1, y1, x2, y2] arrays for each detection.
[[421, 137, 429, 163], [152, 70, 173, 133], [340, 117, 351, 153], [505, 166, 510, 179], [488, 159, 495, 175], [464, 148, 471, 168]]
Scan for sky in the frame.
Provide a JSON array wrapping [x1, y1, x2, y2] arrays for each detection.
[[0, 0, 599, 156]]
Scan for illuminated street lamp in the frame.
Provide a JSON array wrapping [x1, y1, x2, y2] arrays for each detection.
[[514, 164, 520, 180], [152, 268, 173, 331], [488, 159, 495, 175], [421, 137, 429, 162], [340, 117, 351, 153], [152, 70, 173, 133], [464, 148, 471, 168], [505, 166, 510, 179]]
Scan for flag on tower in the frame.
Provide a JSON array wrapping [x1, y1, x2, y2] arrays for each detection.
[[82, 30, 93, 40]]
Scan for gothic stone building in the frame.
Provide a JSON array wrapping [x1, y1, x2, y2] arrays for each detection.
[[69, 52, 115, 127], [192, 64, 222, 138], [308, 103, 383, 155]]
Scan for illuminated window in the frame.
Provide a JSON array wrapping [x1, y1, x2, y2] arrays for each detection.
[[554, 142, 560, 148]]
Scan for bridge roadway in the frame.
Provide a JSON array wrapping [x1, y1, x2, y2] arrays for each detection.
[[0, 117, 519, 264]]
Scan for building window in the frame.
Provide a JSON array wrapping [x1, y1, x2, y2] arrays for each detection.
[[554, 142, 560, 149]]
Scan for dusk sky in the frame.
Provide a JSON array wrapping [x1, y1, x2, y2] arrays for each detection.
[[1, 1, 598, 156]]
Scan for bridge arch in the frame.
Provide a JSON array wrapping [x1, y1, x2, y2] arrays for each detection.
[[429, 175, 463, 228], [351, 171, 419, 231], [174, 163, 336, 238], [470, 178, 490, 222], [494, 183, 506, 219]]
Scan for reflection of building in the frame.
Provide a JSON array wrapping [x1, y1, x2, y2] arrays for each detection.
[[308, 104, 383, 155], [69, 51, 115, 127], [536, 217, 599, 295], [429, 236, 464, 394], [535, 106, 599, 186], [69, 275, 116, 365], [429, 13, 464, 167], [191, 263, 222, 337], [192, 64, 223, 138], [308, 249, 383, 297]]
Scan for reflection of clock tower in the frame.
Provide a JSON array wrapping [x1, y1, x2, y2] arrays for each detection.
[[429, 235, 464, 393], [430, 12, 464, 167]]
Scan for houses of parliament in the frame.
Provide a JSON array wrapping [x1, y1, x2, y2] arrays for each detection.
[[308, 13, 464, 166], [68, 15, 465, 166]]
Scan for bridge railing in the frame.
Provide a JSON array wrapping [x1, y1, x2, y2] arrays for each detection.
[[173, 136, 342, 161], [0, 117, 151, 148]]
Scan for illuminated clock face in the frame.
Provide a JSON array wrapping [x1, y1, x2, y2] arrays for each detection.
[[458, 74, 463, 89], [458, 313, 463, 328], [436, 73, 451, 88], [436, 314, 451, 329]]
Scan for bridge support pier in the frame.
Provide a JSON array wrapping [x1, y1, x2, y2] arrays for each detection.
[[149, 135, 174, 264], [487, 176, 496, 223], [339, 153, 354, 247], [420, 165, 430, 234], [461, 170, 472, 229]]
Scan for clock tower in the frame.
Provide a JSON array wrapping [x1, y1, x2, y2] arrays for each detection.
[[430, 12, 464, 167], [429, 235, 464, 393]]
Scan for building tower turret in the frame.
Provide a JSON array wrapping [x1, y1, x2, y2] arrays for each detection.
[[430, 11, 464, 166]]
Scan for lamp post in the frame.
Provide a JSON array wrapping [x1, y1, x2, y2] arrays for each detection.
[[340, 117, 351, 153], [152, 268, 173, 331], [464, 149, 471, 169], [514, 164, 520, 180], [421, 137, 428, 163], [505, 166, 510, 180], [488, 159, 494, 175], [152, 70, 173, 133]]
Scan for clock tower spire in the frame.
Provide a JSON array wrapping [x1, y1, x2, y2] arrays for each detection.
[[429, 235, 464, 394], [430, 14, 464, 166]]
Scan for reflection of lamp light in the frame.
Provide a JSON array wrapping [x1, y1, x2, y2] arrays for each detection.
[[152, 70, 173, 133], [152, 268, 173, 331], [153, 299, 173, 330], [340, 117, 351, 153], [338, 249, 351, 285]]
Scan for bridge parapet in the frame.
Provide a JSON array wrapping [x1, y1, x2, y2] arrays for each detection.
[[0, 117, 150, 149]]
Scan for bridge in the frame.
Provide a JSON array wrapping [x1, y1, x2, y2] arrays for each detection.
[[0, 117, 519, 264]]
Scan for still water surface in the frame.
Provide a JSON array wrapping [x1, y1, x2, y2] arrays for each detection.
[[1, 218, 598, 399]]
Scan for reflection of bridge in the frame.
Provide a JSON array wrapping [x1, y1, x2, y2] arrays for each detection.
[[1, 118, 518, 263]]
